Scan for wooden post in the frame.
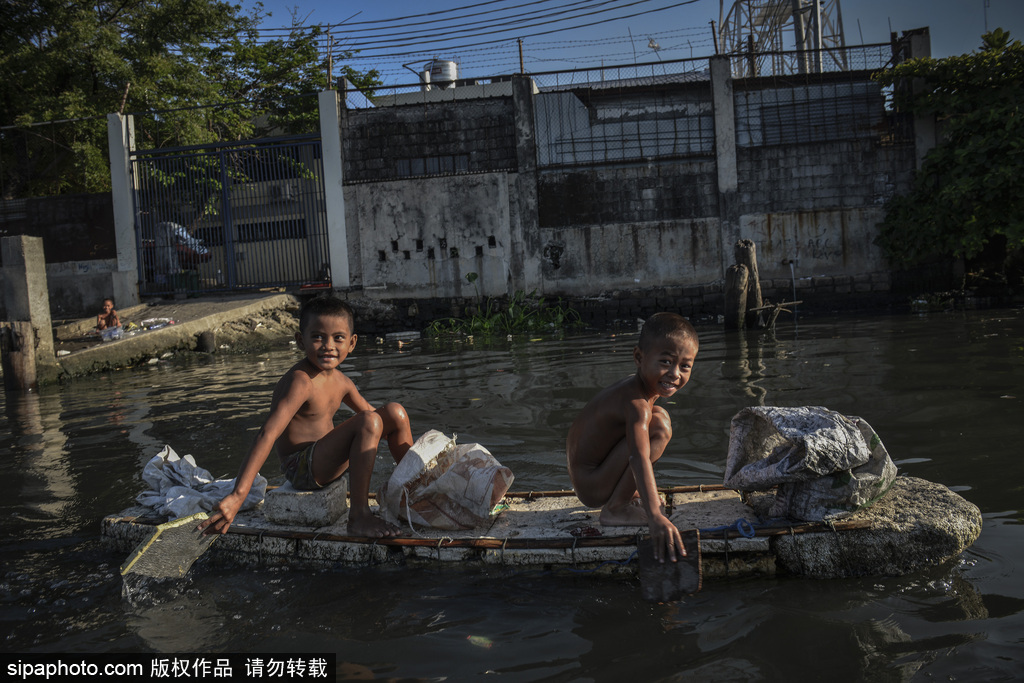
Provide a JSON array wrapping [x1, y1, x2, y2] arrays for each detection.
[[1, 321, 38, 391], [724, 264, 749, 330], [735, 239, 764, 328]]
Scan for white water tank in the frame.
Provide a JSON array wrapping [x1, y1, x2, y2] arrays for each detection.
[[426, 59, 457, 89]]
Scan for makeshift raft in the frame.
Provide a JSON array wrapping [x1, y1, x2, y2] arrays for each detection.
[[101, 475, 981, 581]]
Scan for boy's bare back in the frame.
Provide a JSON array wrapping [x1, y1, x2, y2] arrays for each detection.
[[566, 375, 646, 478]]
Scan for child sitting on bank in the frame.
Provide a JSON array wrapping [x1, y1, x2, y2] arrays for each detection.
[[566, 312, 698, 563], [200, 296, 413, 538], [96, 298, 120, 331]]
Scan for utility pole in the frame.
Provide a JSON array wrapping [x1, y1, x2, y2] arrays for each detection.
[[326, 26, 334, 89]]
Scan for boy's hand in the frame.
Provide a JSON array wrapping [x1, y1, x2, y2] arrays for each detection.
[[649, 513, 687, 563], [199, 492, 245, 535]]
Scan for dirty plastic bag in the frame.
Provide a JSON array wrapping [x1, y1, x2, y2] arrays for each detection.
[[136, 445, 266, 519], [378, 430, 514, 531], [723, 406, 896, 521]]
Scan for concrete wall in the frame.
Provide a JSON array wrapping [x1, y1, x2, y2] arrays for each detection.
[[341, 88, 527, 299], [343, 98, 517, 183], [349, 173, 516, 298], [8, 42, 934, 324], [0, 194, 134, 319], [733, 138, 918, 281], [332, 62, 923, 316]]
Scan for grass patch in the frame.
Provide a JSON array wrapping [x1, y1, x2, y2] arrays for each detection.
[[426, 289, 583, 337]]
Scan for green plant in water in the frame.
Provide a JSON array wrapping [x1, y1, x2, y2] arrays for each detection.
[[426, 289, 583, 337]]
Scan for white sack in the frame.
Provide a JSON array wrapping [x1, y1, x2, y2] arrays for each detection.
[[378, 430, 514, 531]]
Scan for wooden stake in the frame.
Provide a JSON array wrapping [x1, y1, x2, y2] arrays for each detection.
[[724, 264, 749, 329], [735, 239, 764, 328]]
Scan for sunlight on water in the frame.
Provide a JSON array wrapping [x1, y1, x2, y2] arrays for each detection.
[[1, 308, 1022, 680]]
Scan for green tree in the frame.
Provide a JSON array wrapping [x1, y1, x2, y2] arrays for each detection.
[[0, 1, 377, 198], [875, 29, 1024, 265]]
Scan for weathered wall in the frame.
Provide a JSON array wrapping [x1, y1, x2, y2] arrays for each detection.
[[0, 259, 127, 320], [521, 70, 918, 304], [0, 195, 131, 318], [343, 98, 517, 182], [349, 173, 515, 298], [537, 160, 719, 227], [538, 218, 723, 295], [732, 137, 916, 281], [342, 94, 525, 299], [0, 194, 115, 263]]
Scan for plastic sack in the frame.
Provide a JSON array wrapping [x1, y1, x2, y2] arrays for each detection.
[[723, 406, 897, 521], [378, 430, 514, 531], [136, 445, 266, 519]]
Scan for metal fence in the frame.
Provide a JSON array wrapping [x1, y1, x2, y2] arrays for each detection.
[[732, 44, 912, 148], [726, 43, 896, 78], [132, 136, 332, 296], [533, 59, 714, 168]]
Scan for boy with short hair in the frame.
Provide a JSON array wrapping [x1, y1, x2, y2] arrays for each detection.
[[201, 296, 413, 538], [96, 298, 120, 330], [566, 312, 698, 563]]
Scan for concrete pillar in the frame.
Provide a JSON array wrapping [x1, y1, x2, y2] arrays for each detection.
[[711, 56, 738, 195], [509, 74, 542, 294], [319, 89, 351, 288], [908, 28, 936, 168], [106, 113, 141, 307], [2, 235, 58, 384], [711, 56, 743, 276]]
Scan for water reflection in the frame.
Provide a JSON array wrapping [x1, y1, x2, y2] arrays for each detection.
[[3, 391, 71, 531]]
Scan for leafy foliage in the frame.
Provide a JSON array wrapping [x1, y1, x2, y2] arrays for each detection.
[[874, 29, 1024, 263], [426, 288, 583, 338], [0, 1, 378, 198]]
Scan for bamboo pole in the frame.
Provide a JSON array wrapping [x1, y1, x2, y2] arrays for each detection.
[[107, 514, 872, 550]]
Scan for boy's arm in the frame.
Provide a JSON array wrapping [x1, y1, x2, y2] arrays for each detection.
[[340, 376, 375, 413], [199, 374, 311, 535], [626, 399, 686, 563]]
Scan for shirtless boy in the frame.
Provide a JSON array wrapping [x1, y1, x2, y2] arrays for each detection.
[[200, 296, 413, 538], [566, 312, 698, 562], [96, 298, 119, 330]]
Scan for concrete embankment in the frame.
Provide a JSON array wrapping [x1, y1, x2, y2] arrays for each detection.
[[53, 293, 300, 378]]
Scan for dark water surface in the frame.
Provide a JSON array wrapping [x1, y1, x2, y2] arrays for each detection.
[[2, 309, 1022, 681]]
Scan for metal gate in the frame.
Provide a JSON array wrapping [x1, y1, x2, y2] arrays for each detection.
[[132, 135, 331, 296]]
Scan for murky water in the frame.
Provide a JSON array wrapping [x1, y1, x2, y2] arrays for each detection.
[[2, 309, 1022, 680]]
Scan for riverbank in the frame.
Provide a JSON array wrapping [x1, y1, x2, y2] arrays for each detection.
[[24, 281, 1024, 383], [51, 293, 301, 378]]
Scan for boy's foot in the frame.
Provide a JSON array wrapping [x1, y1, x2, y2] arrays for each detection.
[[348, 513, 404, 538], [599, 499, 648, 526]]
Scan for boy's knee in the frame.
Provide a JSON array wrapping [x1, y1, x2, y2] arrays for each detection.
[[380, 402, 410, 427], [358, 410, 385, 436]]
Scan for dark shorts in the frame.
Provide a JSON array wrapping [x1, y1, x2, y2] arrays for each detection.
[[281, 442, 322, 491]]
